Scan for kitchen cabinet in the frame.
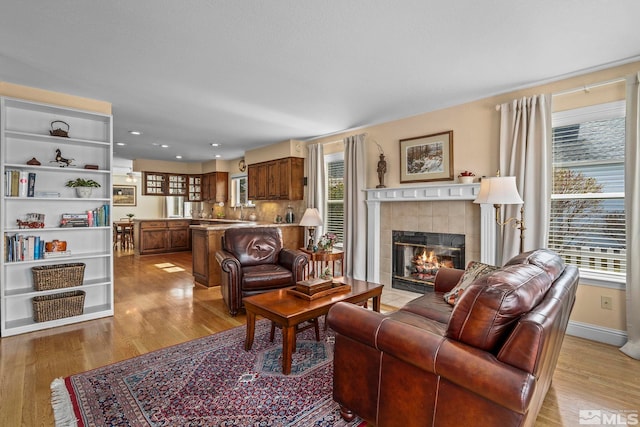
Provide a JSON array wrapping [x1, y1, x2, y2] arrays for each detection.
[[188, 175, 202, 201], [135, 220, 191, 255], [247, 163, 266, 200], [201, 172, 228, 203], [247, 157, 303, 201], [0, 96, 113, 337], [142, 172, 188, 196]]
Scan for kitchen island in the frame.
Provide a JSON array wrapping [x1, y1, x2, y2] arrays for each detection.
[[133, 218, 282, 256], [190, 221, 304, 288]]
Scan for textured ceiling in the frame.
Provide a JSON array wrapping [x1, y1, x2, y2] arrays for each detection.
[[1, 1, 639, 163]]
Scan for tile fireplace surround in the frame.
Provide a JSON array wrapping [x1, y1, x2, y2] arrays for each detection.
[[366, 183, 496, 286]]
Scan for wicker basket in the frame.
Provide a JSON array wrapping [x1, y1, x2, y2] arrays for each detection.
[[31, 263, 85, 291], [32, 290, 85, 322]]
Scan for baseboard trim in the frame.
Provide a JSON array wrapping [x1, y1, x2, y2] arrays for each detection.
[[566, 320, 627, 347]]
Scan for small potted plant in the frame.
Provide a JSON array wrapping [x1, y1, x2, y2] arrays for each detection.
[[65, 178, 101, 198], [458, 171, 475, 184], [126, 213, 135, 221]]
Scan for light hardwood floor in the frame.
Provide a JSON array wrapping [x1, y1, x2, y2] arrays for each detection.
[[1, 251, 638, 426]]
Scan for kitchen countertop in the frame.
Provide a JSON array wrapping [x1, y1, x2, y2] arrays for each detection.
[[131, 218, 302, 230], [190, 220, 302, 230]]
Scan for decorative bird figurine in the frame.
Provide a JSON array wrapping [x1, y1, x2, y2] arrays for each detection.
[[51, 148, 74, 167]]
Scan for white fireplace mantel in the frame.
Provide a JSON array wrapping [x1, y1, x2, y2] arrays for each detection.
[[365, 183, 497, 283]]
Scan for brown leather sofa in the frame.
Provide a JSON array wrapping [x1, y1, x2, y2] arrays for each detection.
[[215, 227, 308, 316], [327, 249, 579, 427]]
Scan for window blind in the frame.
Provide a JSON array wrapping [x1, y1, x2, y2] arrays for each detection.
[[550, 102, 626, 275], [326, 159, 344, 244]]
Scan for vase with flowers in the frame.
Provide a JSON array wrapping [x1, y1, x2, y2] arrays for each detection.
[[317, 233, 337, 252]]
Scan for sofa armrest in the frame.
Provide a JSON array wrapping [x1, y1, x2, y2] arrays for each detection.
[[216, 249, 241, 274], [375, 318, 535, 414], [433, 267, 464, 292], [328, 301, 387, 348], [330, 302, 535, 415], [279, 248, 309, 282], [215, 249, 242, 315]]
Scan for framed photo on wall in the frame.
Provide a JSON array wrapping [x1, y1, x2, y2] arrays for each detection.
[[399, 130, 453, 183], [113, 185, 137, 206]]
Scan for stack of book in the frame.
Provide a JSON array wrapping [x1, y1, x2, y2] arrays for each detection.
[[295, 278, 333, 295], [4, 170, 37, 197], [4, 234, 45, 261], [60, 213, 90, 227]]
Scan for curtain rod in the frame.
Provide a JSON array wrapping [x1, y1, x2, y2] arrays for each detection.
[[551, 77, 625, 97], [494, 77, 626, 111]]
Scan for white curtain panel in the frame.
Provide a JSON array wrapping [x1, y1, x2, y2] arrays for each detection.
[[306, 143, 325, 238], [344, 133, 367, 280], [621, 72, 640, 360], [498, 95, 552, 264]]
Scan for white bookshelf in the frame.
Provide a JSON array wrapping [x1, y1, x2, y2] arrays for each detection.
[[0, 97, 114, 336]]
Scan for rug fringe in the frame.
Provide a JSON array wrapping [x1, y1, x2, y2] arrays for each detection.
[[50, 378, 78, 427]]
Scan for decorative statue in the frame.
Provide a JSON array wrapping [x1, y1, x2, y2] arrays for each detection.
[[51, 148, 74, 167], [376, 153, 387, 188]]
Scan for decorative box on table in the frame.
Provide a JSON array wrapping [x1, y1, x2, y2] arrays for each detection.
[[295, 278, 333, 295]]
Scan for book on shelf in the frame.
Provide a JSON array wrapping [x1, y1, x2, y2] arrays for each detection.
[[18, 171, 28, 197], [43, 250, 72, 259], [27, 172, 36, 197], [35, 191, 61, 198]]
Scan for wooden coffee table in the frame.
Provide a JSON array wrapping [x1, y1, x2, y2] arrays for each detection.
[[243, 277, 383, 375]]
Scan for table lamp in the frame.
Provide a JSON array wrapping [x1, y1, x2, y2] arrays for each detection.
[[299, 208, 323, 250], [473, 174, 526, 253]]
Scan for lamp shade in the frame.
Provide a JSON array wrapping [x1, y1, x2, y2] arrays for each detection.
[[473, 176, 523, 205], [299, 208, 323, 226]]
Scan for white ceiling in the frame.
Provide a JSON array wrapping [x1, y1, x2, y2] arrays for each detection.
[[2, 1, 639, 163]]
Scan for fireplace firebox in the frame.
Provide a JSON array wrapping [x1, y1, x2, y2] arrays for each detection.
[[392, 231, 465, 293]]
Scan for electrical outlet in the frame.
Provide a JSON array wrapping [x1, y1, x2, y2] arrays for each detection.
[[601, 296, 613, 310]]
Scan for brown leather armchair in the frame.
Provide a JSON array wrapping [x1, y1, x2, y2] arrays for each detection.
[[327, 249, 579, 427], [215, 227, 308, 316]]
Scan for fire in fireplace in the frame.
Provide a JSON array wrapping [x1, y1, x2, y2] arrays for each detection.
[[392, 231, 465, 293]]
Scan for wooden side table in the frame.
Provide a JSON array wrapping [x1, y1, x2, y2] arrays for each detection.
[[300, 248, 344, 278]]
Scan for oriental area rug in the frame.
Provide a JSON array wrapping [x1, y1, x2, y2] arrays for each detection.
[[51, 319, 364, 427]]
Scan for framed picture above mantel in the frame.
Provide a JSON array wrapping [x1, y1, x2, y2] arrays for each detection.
[[399, 130, 453, 183]]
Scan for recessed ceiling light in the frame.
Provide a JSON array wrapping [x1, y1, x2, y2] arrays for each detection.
[[175, 155, 182, 159], [129, 130, 142, 135], [211, 143, 220, 147], [215, 154, 221, 158], [116, 142, 126, 146], [161, 144, 169, 148]]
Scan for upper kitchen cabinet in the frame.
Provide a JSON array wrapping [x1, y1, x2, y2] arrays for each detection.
[[248, 157, 303, 201], [187, 175, 202, 201], [142, 172, 188, 196], [201, 172, 228, 203]]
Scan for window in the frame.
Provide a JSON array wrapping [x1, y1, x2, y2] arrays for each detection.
[[325, 153, 344, 246], [550, 101, 626, 280], [230, 175, 252, 207]]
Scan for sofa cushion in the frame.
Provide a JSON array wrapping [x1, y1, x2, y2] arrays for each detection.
[[401, 293, 454, 324], [504, 248, 565, 282], [223, 227, 282, 267], [445, 263, 553, 353], [443, 261, 499, 306], [242, 264, 293, 290]]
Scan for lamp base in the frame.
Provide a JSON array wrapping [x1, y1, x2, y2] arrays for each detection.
[[306, 227, 315, 251]]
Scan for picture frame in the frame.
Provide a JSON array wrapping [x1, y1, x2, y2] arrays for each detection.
[[399, 130, 453, 183], [113, 185, 137, 206]]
